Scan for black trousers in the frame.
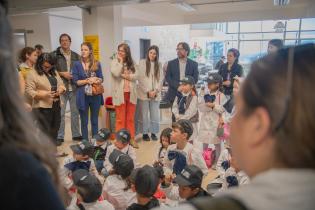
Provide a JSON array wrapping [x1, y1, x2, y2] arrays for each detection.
[[33, 102, 61, 143]]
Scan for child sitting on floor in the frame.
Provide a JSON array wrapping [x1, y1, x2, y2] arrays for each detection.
[[67, 169, 114, 210], [61, 140, 98, 190], [127, 165, 160, 210], [91, 128, 111, 175], [103, 128, 137, 177]]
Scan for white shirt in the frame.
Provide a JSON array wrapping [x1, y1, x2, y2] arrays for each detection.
[[104, 144, 137, 172], [67, 196, 115, 210], [163, 143, 208, 176], [179, 58, 187, 80], [103, 174, 137, 210], [60, 157, 98, 189]]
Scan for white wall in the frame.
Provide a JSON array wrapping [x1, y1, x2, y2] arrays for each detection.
[[123, 25, 190, 64], [10, 13, 52, 51], [48, 14, 83, 53]]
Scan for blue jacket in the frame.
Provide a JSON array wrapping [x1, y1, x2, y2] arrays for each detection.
[[165, 58, 199, 103], [72, 61, 104, 111]]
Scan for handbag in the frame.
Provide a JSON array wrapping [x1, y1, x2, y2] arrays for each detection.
[[84, 67, 104, 96], [92, 83, 104, 95]]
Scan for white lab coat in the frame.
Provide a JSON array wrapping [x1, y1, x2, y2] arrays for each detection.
[[103, 174, 136, 210], [172, 92, 199, 142], [104, 144, 137, 172], [198, 90, 227, 145], [67, 196, 115, 210], [60, 157, 98, 189], [163, 143, 208, 176]]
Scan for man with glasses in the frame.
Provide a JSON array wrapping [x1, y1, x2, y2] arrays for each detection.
[[165, 42, 199, 105], [52, 33, 82, 144]]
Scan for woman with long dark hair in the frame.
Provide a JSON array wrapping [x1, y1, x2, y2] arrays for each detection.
[[110, 43, 138, 148], [72, 42, 104, 140], [26, 53, 66, 146], [218, 48, 243, 97], [136, 45, 162, 141], [0, 1, 66, 209]]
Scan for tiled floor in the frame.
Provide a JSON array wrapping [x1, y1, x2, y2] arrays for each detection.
[[57, 112, 218, 189]]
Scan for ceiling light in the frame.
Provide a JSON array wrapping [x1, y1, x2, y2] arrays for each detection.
[[274, 0, 290, 6], [174, 1, 196, 12]]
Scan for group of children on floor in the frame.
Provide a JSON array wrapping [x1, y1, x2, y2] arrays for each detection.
[[59, 73, 249, 210]]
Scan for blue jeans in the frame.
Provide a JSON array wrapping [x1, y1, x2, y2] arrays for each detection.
[[79, 96, 101, 140], [137, 99, 160, 135], [58, 90, 81, 139]]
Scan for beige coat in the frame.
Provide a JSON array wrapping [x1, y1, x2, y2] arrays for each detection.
[[136, 59, 163, 101], [110, 59, 138, 106], [25, 69, 65, 108]]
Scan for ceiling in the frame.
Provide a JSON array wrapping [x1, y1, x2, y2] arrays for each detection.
[[7, 0, 282, 14], [8, 0, 315, 25]]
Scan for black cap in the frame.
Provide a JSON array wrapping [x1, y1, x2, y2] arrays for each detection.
[[116, 128, 131, 144], [70, 140, 93, 156], [174, 165, 203, 188], [172, 119, 193, 139], [93, 128, 111, 142], [207, 73, 223, 84], [135, 165, 159, 197], [109, 149, 134, 178], [180, 76, 195, 85], [72, 169, 102, 203]]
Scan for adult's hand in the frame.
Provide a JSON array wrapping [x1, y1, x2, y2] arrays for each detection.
[[60, 72, 73, 80]]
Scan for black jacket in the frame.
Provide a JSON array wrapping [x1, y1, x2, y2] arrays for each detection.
[[218, 63, 243, 96], [165, 58, 199, 103], [127, 197, 160, 210], [188, 188, 211, 201], [51, 47, 80, 91]]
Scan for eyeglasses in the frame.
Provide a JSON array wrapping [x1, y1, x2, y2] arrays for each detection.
[[273, 47, 294, 132], [176, 48, 185, 51]]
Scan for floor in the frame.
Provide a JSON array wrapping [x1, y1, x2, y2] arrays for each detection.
[[57, 110, 218, 189]]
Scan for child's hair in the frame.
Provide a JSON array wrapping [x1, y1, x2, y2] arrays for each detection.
[[135, 165, 159, 198], [76, 185, 100, 203], [159, 128, 172, 155]]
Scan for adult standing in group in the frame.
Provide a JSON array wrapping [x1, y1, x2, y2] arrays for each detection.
[[18, 47, 38, 110], [165, 42, 199, 105], [26, 53, 66, 146], [0, 1, 66, 207], [218, 48, 243, 98], [136, 45, 163, 141], [53, 33, 82, 143], [110, 43, 138, 148], [72, 42, 104, 140]]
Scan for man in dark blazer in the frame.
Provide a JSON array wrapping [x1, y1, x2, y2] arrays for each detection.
[[165, 42, 199, 104]]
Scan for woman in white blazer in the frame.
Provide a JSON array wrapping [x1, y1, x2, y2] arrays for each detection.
[[110, 43, 138, 148], [136, 45, 163, 141]]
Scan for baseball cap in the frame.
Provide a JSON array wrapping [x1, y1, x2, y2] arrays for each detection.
[[174, 165, 203, 188], [109, 149, 134, 178], [93, 128, 111, 142], [72, 169, 102, 203], [207, 73, 223, 84], [172, 119, 193, 139], [70, 140, 93, 156], [135, 165, 159, 197], [180, 76, 195, 85], [116, 128, 131, 144]]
